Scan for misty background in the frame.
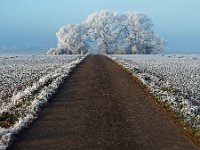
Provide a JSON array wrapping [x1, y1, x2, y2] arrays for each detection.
[[0, 0, 200, 55]]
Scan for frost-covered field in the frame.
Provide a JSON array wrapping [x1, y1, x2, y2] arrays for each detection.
[[0, 55, 85, 149], [110, 54, 200, 128]]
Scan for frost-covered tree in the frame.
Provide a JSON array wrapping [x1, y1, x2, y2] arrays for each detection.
[[84, 11, 117, 54], [53, 25, 88, 54], [47, 11, 166, 55]]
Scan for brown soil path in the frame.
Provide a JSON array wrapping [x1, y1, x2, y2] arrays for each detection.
[[9, 55, 199, 150]]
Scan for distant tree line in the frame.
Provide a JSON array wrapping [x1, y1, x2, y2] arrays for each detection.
[[48, 11, 166, 55]]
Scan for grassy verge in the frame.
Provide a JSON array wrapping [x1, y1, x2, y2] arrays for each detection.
[[112, 58, 200, 148]]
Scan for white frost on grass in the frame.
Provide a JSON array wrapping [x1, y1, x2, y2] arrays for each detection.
[[0, 55, 86, 149], [0, 55, 81, 104], [109, 54, 200, 128]]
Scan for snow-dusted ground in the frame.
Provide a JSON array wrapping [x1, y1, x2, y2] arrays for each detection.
[[0, 55, 85, 149], [109, 54, 200, 128]]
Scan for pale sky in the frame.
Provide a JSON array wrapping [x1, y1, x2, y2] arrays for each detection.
[[1, 0, 200, 53]]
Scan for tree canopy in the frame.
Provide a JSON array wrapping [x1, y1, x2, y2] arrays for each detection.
[[48, 11, 166, 55]]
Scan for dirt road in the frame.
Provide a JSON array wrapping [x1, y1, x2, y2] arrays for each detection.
[[9, 55, 199, 150]]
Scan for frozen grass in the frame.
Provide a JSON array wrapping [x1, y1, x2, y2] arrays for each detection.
[[110, 54, 200, 129], [0, 55, 85, 149]]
